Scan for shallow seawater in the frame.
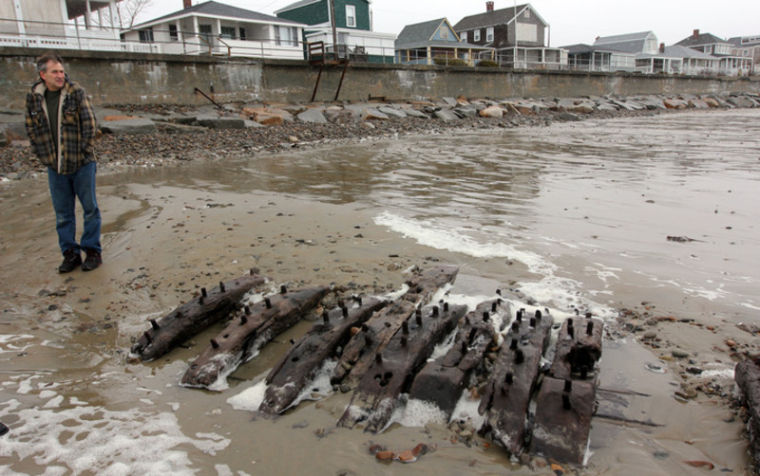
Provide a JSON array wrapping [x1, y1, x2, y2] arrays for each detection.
[[0, 109, 758, 475]]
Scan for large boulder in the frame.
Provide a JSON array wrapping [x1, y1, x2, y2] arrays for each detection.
[[403, 108, 429, 119], [479, 105, 505, 118], [363, 108, 389, 121], [297, 107, 328, 124], [0, 125, 8, 147], [434, 109, 459, 122], [195, 115, 249, 129], [377, 106, 407, 119], [99, 118, 157, 135]]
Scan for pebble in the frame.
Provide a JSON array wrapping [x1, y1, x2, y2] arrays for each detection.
[[375, 450, 395, 461], [671, 349, 689, 359]]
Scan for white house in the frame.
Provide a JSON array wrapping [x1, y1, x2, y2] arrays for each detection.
[[0, 0, 124, 51], [121, 1, 307, 59], [593, 31, 681, 73]]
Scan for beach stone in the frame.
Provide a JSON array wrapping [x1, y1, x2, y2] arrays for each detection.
[[671, 349, 689, 359], [377, 106, 407, 119], [297, 108, 328, 124], [441, 97, 457, 107], [434, 110, 459, 122], [556, 112, 580, 122], [0, 126, 8, 147], [363, 108, 389, 121], [453, 107, 478, 118], [195, 115, 248, 129], [727, 96, 755, 108], [479, 105, 504, 118], [158, 122, 207, 134], [664, 98, 688, 109], [99, 118, 156, 135], [403, 108, 428, 119], [688, 99, 709, 109], [702, 97, 720, 108]]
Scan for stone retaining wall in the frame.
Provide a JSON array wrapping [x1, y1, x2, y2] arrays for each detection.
[[2, 48, 759, 109]]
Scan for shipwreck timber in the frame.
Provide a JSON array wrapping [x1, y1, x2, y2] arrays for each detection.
[[181, 285, 330, 389], [330, 264, 459, 387], [260, 296, 387, 414], [408, 298, 507, 417], [129, 271, 267, 361], [338, 302, 469, 432]]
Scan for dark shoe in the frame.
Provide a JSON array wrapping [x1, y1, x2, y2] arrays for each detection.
[[81, 249, 102, 272], [58, 249, 82, 273]]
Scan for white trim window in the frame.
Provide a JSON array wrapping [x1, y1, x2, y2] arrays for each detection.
[[460, 31, 467, 43], [346, 5, 356, 27], [486, 27, 494, 42], [474, 29, 481, 42]]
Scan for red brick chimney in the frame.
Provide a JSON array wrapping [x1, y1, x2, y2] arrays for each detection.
[[693, 29, 700, 38], [659, 43, 665, 53], [486, 1, 494, 12], [183, 0, 192, 8]]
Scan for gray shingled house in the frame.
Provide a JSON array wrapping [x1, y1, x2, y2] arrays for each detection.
[[593, 31, 681, 73], [394, 17, 491, 66], [452, 2, 566, 69], [677, 29, 752, 75]]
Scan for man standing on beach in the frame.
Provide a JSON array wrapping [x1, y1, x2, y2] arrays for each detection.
[[25, 52, 102, 272]]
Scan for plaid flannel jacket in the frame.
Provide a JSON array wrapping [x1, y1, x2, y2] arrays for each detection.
[[25, 77, 97, 175]]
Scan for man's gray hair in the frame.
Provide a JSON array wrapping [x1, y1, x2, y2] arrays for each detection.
[[36, 52, 64, 73]]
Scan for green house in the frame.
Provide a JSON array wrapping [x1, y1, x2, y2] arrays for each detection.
[[276, 0, 396, 64], [275, 0, 372, 31]]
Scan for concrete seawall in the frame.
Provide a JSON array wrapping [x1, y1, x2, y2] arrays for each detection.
[[2, 48, 759, 108]]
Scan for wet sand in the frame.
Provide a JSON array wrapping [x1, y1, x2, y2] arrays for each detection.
[[1, 109, 758, 474]]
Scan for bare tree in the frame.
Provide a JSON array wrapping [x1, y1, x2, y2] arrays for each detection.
[[90, 0, 154, 29], [116, 0, 154, 29]]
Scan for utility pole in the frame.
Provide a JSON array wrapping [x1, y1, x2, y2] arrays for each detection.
[[329, 0, 338, 59]]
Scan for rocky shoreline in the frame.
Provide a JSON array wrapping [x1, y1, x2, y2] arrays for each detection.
[[1, 92, 759, 180]]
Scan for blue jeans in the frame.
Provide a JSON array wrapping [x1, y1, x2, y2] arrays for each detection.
[[47, 161, 101, 255]]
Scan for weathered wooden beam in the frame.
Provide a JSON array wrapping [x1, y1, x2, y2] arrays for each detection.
[[479, 308, 554, 457], [408, 298, 507, 417], [259, 296, 387, 414], [530, 316, 604, 464], [331, 265, 459, 387], [735, 357, 760, 472], [530, 376, 596, 465], [180, 286, 329, 389], [130, 271, 267, 361], [338, 302, 469, 432], [549, 316, 603, 381]]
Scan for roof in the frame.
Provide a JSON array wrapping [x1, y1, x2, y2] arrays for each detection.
[[130, 1, 304, 29], [727, 35, 760, 46], [593, 31, 655, 54], [676, 32, 728, 47], [395, 18, 489, 50], [275, 0, 321, 14], [453, 4, 547, 31], [562, 43, 632, 56], [664, 45, 717, 60], [275, 0, 370, 14]]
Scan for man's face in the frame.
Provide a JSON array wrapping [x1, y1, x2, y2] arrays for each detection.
[[40, 60, 65, 91]]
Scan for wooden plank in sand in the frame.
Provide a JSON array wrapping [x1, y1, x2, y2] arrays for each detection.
[[180, 285, 329, 389], [129, 271, 267, 361]]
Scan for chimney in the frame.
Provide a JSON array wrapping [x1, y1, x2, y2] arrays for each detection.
[[693, 29, 700, 38], [486, 1, 494, 12], [183, 0, 192, 8], [659, 42, 665, 53]]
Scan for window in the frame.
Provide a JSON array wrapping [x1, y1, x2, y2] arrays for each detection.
[[138, 28, 154, 43], [199, 24, 212, 42], [460, 31, 467, 43], [169, 24, 178, 41], [276, 26, 297, 46], [346, 5, 356, 28], [239, 27, 246, 40], [524, 8, 531, 19], [440, 28, 448, 40], [486, 27, 494, 42], [474, 29, 481, 42], [220, 26, 236, 39]]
